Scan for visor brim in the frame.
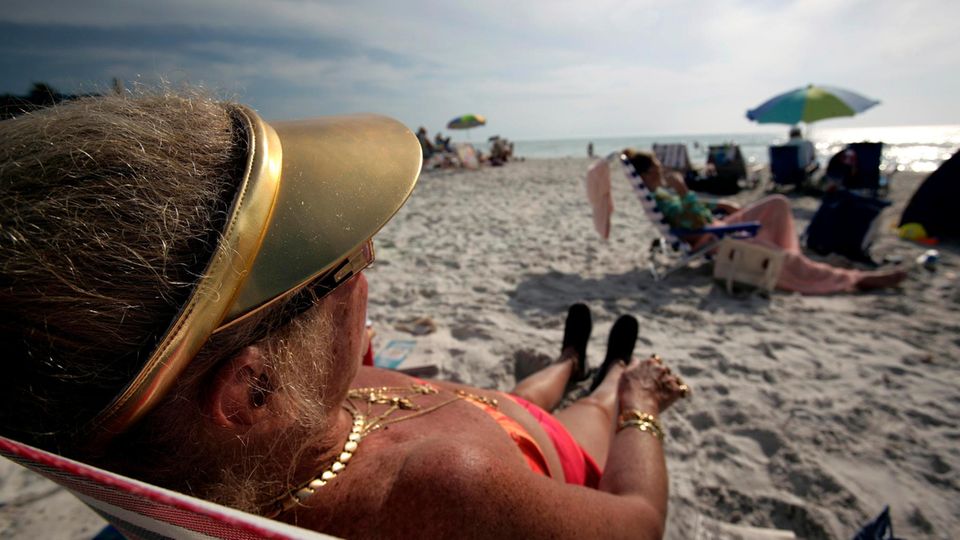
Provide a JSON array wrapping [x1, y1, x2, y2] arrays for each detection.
[[225, 113, 422, 325], [84, 107, 421, 442]]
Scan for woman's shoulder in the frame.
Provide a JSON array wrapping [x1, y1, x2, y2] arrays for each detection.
[[372, 436, 558, 536]]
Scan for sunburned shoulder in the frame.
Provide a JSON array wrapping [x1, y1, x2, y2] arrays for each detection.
[[367, 436, 552, 538], [391, 435, 526, 499], [322, 436, 663, 539]]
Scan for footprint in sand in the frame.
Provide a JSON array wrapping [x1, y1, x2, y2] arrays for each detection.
[[451, 324, 492, 341], [732, 427, 785, 458], [694, 486, 832, 539], [688, 411, 717, 432]]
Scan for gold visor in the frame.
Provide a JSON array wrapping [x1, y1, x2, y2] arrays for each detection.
[[84, 105, 422, 443]]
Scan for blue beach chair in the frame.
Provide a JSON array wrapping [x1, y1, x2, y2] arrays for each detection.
[[769, 144, 820, 189], [769, 145, 805, 188], [846, 142, 893, 197], [618, 153, 761, 279]]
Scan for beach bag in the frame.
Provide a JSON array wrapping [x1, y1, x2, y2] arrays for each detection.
[[713, 238, 784, 294], [805, 191, 890, 264]]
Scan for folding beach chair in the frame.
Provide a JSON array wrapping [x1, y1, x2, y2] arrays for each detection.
[[679, 144, 759, 195], [0, 435, 337, 540], [845, 142, 893, 197], [769, 145, 818, 189], [618, 153, 760, 280], [708, 143, 746, 181], [652, 143, 695, 179]]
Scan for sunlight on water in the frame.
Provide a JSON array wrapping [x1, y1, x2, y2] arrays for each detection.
[[814, 125, 960, 173], [512, 125, 960, 173]]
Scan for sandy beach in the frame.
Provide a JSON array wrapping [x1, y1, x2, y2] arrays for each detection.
[[2, 157, 957, 539]]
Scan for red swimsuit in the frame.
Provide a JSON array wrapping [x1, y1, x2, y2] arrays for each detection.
[[463, 393, 602, 488]]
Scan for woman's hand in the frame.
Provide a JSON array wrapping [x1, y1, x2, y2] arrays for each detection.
[[617, 355, 688, 414]]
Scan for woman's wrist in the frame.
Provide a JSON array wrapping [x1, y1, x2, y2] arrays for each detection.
[[618, 394, 660, 416], [617, 410, 665, 441]]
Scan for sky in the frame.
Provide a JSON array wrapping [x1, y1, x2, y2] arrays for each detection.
[[1, 0, 957, 140]]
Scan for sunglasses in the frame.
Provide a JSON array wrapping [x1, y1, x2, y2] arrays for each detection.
[[276, 239, 376, 319]]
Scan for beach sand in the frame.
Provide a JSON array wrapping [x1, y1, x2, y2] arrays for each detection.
[[2, 158, 957, 539]]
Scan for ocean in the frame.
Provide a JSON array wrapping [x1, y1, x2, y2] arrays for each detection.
[[504, 125, 960, 173]]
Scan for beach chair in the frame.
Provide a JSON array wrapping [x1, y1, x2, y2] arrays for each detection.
[[653, 143, 695, 179], [845, 142, 893, 197], [680, 144, 755, 195], [769, 144, 819, 189], [0, 435, 337, 540], [618, 153, 760, 280], [708, 143, 746, 177]]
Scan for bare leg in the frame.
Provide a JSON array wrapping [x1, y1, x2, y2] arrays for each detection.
[[510, 349, 577, 412], [719, 194, 800, 252], [554, 362, 625, 470]]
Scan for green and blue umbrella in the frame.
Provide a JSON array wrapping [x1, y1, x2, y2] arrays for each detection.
[[746, 84, 879, 125], [447, 114, 486, 130]]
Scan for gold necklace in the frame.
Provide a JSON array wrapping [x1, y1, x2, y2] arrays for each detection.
[[263, 383, 495, 517]]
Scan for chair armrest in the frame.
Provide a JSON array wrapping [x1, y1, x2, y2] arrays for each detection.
[[671, 221, 761, 238]]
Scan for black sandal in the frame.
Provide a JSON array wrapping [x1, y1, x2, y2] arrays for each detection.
[[561, 303, 592, 382], [589, 315, 639, 393]]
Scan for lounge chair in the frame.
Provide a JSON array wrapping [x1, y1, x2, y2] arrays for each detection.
[[0, 435, 336, 540], [769, 144, 819, 189], [618, 153, 761, 280], [683, 144, 759, 195], [845, 142, 893, 197], [653, 143, 696, 180]]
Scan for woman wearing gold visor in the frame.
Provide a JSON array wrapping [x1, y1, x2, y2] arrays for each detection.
[[0, 92, 685, 539]]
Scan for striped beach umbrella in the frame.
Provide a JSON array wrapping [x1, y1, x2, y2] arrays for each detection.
[[447, 114, 486, 130], [746, 84, 879, 125]]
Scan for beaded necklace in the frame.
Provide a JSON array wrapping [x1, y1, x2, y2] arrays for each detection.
[[263, 383, 496, 517]]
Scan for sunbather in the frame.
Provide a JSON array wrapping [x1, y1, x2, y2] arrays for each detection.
[[1, 93, 687, 539], [624, 149, 907, 294]]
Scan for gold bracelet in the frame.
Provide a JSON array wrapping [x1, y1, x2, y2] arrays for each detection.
[[618, 419, 664, 440], [618, 409, 660, 425], [617, 410, 664, 440]]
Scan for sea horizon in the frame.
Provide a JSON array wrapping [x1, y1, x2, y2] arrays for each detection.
[[477, 124, 960, 173]]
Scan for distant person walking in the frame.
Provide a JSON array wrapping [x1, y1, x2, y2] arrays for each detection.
[[587, 142, 594, 158]]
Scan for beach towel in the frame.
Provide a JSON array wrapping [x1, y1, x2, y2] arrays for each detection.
[[585, 159, 613, 240]]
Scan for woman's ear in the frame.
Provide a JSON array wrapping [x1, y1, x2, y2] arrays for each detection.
[[205, 346, 274, 429]]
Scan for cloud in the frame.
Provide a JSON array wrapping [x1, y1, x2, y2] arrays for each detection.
[[1, 0, 958, 137]]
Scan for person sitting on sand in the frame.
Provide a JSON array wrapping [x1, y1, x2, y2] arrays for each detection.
[[434, 131, 452, 153], [624, 149, 907, 294], [1, 93, 689, 539], [416, 125, 435, 159]]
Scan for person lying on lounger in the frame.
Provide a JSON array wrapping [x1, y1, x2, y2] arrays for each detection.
[[0, 93, 689, 539], [624, 149, 906, 294]]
